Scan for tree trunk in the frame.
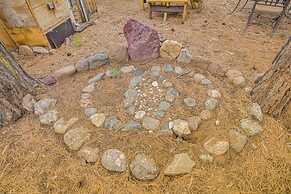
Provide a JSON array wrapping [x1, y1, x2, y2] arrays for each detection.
[[0, 42, 38, 127], [251, 37, 291, 117]]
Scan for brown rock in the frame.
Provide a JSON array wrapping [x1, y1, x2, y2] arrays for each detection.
[[229, 130, 248, 153], [18, 45, 34, 56], [123, 19, 160, 62], [203, 137, 229, 155], [78, 147, 99, 163], [207, 62, 227, 77], [160, 40, 182, 60], [53, 66, 76, 80], [109, 43, 128, 63]]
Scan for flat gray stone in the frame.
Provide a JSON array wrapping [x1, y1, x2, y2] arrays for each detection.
[[124, 97, 135, 108], [164, 153, 195, 176], [165, 94, 175, 103], [105, 69, 113, 77], [240, 119, 263, 136], [153, 111, 165, 118], [22, 94, 36, 112], [122, 120, 142, 131], [32, 46, 49, 54], [229, 130, 248, 153], [78, 147, 99, 163], [88, 54, 108, 69], [250, 103, 263, 122], [172, 119, 190, 137], [207, 89, 221, 98], [101, 149, 127, 172], [124, 89, 138, 99], [54, 117, 78, 134], [34, 98, 57, 116], [162, 64, 174, 72], [120, 65, 135, 74], [177, 48, 193, 64], [80, 98, 93, 108], [82, 84, 95, 93], [88, 72, 105, 84], [75, 57, 89, 72], [64, 127, 90, 151], [158, 101, 171, 111], [194, 73, 205, 83], [160, 122, 174, 135], [204, 99, 218, 110], [126, 105, 136, 115], [199, 154, 214, 164], [80, 93, 92, 100], [53, 66, 76, 80], [151, 66, 161, 72], [203, 137, 229, 155], [39, 110, 58, 125], [167, 87, 179, 96], [187, 116, 201, 131], [128, 76, 143, 89], [200, 79, 213, 85], [135, 111, 146, 120], [105, 116, 122, 130], [184, 98, 197, 108], [142, 116, 160, 130], [130, 154, 159, 181], [84, 107, 97, 117], [174, 67, 184, 75], [133, 69, 143, 75]]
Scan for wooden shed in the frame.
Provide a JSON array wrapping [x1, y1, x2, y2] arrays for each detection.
[[0, 0, 97, 50]]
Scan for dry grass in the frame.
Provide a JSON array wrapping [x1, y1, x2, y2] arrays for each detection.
[[1, 0, 291, 193]]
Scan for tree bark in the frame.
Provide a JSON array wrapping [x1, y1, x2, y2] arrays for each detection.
[[251, 37, 291, 117], [0, 42, 38, 127]]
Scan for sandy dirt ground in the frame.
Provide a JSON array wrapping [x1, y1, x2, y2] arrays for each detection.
[[0, 0, 290, 193]]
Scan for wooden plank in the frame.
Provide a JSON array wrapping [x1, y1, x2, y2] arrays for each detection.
[[150, 5, 184, 13], [28, 0, 70, 32], [147, 0, 188, 3], [10, 27, 48, 47], [0, 21, 17, 50]]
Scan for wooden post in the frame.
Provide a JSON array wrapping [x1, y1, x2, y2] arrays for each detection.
[[182, 2, 187, 21]]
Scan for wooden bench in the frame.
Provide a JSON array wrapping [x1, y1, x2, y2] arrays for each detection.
[[144, 0, 195, 21]]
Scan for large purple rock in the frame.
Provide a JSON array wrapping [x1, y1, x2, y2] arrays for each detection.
[[123, 19, 160, 62]]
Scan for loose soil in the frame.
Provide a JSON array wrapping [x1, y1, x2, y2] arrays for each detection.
[[1, 0, 290, 193]]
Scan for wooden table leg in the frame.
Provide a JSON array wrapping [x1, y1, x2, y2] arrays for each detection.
[[141, 0, 144, 10], [182, 2, 187, 21], [149, 3, 153, 19], [163, 2, 169, 22], [189, 0, 195, 9]]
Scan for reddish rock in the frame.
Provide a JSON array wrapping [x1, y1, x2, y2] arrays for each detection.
[[207, 62, 227, 78], [42, 75, 57, 86], [123, 19, 160, 62]]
